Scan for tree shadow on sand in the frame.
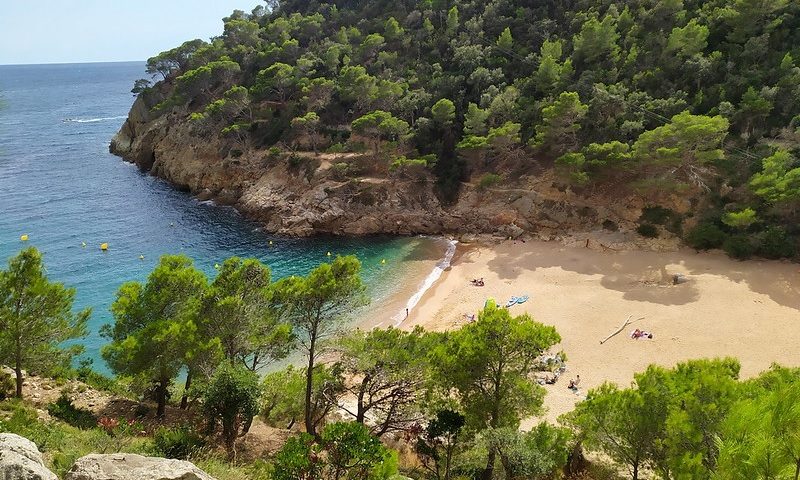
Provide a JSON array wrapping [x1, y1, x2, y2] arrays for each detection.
[[484, 242, 800, 310]]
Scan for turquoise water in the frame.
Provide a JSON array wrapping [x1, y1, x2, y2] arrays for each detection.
[[0, 62, 435, 372]]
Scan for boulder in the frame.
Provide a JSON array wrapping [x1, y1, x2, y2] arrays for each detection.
[[65, 454, 215, 480], [0, 433, 58, 480]]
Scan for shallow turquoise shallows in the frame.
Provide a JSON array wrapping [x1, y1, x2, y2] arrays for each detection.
[[0, 62, 432, 373]]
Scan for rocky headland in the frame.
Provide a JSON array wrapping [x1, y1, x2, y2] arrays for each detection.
[[110, 93, 686, 247]]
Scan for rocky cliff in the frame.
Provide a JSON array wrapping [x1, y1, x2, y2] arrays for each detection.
[[111, 95, 680, 244]]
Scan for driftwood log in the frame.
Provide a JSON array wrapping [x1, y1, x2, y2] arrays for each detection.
[[600, 315, 645, 344]]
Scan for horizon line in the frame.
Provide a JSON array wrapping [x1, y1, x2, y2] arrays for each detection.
[[0, 59, 145, 67]]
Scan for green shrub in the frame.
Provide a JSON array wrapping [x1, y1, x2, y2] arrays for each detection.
[[757, 227, 797, 259], [723, 234, 756, 260], [478, 173, 502, 190], [390, 155, 436, 172], [288, 154, 302, 168], [640, 206, 683, 235], [721, 207, 758, 230], [602, 219, 619, 231], [0, 370, 14, 400], [685, 223, 727, 250], [326, 142, 346, 153], [639, 206, 673, 225], [271, 433, 319, 480], [330, 162, 350, 180], [636, 223, 659, 238], [152, 426, 206, 459], [47, 393, 96, 430]]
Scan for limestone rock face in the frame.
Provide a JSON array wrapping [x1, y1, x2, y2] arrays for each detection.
[[110, 95, 681, 247], [65, 453, 215, 480], [0, 433, 58, 480]]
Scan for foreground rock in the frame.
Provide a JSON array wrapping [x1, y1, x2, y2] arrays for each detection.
[[65, 454, 215, 480], [0, 433, 57, 480]]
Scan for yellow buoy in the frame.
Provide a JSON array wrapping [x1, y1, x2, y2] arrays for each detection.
[[20, 234, 29, 241], [327, 251, 332, 257], [81, 241, 87, 248], [100, 243, 108, 251], [214, 263, 220, 269], [139, 255, 144, 260], [269, 240, 273, 246], [381, 259, 386, 264]]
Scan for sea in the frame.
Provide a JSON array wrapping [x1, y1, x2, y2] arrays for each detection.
[[0, 61, 452, 373]]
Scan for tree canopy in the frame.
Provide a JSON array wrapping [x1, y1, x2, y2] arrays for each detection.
[[0, 247, 90, 398]]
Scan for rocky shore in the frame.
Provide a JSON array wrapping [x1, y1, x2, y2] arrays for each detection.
[[110, 95, 686, 244]]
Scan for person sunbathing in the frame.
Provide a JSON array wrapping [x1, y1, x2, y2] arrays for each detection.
[[630, 329, 653, 339]]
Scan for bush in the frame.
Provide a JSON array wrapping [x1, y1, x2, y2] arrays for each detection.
[[478, 173, 502, 190], [636, 223, 659, 238], [271, 433, 319, 480], [639, 206, 673, 225], [685, 223, 727, 250], [723, 234, 756, 260], [288, 154, 303, 169], [0, 370, 14, 400], [326, 142, 346, 153], [758, 227, 797, 259], [152, 426, 206, 459], [640, 206, 683, 235], [602, 220, 619, 231], [47, 393, 96, 430]]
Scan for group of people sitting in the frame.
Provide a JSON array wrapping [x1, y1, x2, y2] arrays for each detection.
[[630, 328, 654, 339], [568, 375, 581, 390], [470, 278, 485, 287]]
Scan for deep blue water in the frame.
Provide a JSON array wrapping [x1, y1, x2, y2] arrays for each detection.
[[0, 62, 434, 372]]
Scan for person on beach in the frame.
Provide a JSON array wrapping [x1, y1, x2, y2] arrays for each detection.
[[406, 308, 409, 317], [568, 375, 581, 390], [630, 329, 654, 339]]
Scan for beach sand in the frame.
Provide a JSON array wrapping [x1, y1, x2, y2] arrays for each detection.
[[368, 238, 800, 425]]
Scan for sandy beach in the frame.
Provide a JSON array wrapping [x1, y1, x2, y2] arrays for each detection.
[[371, 238, 800, 424]]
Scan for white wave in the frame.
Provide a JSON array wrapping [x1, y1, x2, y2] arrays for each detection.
[[64, 115, 127, 123], [392, 238, 458, 327]]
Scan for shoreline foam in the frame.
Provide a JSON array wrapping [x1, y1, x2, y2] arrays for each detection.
[[389, 238, 458, 327]]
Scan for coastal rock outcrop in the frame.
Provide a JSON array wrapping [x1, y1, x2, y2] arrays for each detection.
[[0, 433, 58, 480], [65, 453, 215, 480], [110, 95, 680, 245]]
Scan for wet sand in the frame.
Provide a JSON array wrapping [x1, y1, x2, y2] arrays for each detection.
[[371, 238, 800, 424]]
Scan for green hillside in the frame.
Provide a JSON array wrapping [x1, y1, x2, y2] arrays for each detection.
[[134, 0, 800, 258]]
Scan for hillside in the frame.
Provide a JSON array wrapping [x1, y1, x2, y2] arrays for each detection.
[[112, 0, 800, 257]]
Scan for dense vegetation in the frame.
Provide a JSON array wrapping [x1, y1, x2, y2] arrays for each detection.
[[132, 0, 800, 258], [3, 246, 800, 479]]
